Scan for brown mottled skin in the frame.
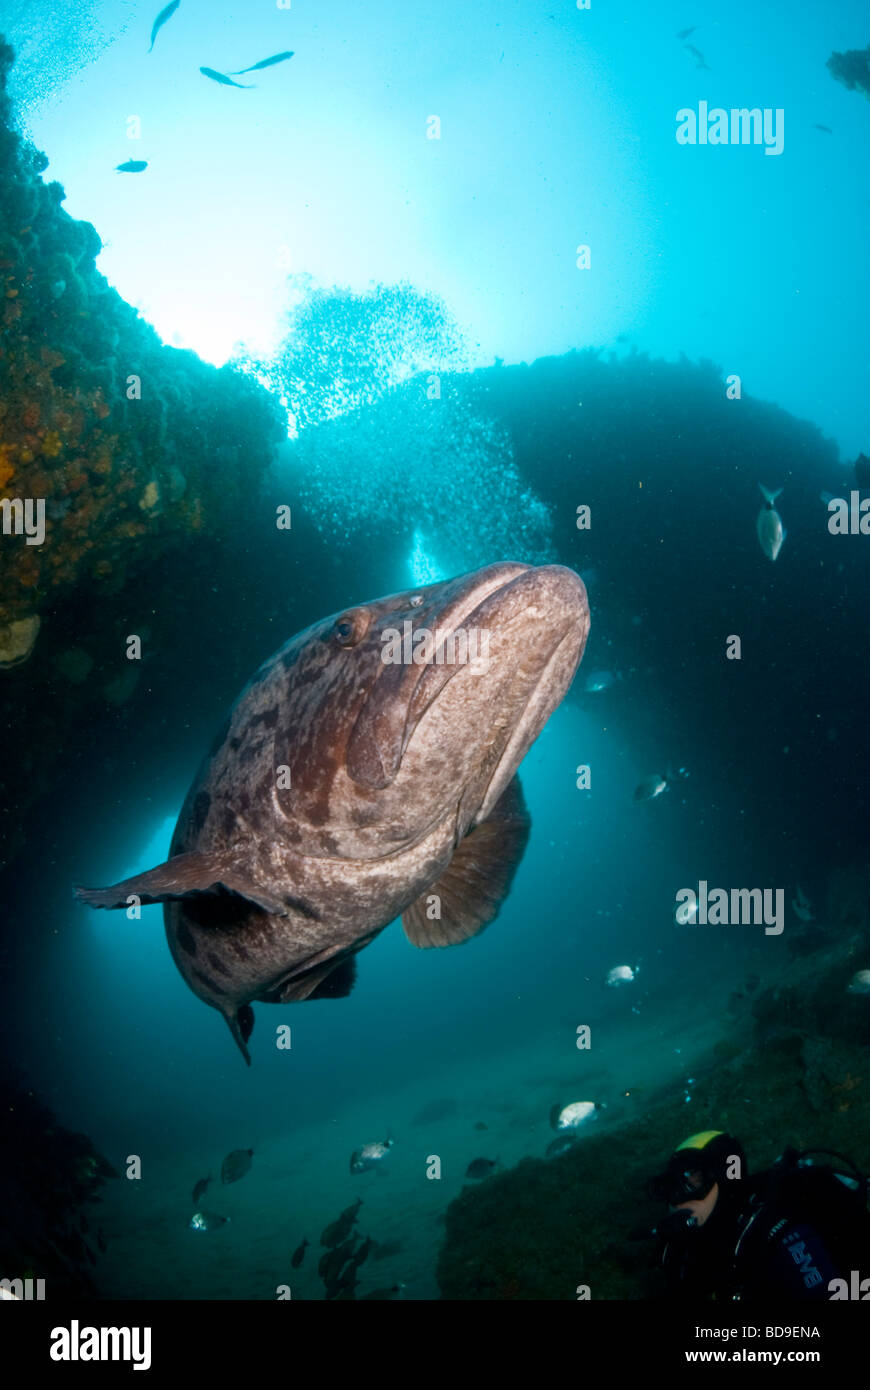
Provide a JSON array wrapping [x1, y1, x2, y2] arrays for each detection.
[[76, 562, 589, 1062]]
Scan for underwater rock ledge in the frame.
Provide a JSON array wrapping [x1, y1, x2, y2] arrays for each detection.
[[0, 35, 284, 661], [0, 1065, 119, 1297], [0, 36, 284, 864]]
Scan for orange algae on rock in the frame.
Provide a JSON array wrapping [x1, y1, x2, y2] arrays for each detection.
[[0, 36, 283, 664]]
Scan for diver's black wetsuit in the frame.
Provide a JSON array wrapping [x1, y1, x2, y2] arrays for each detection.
[[662, 1165, 870, 1301]]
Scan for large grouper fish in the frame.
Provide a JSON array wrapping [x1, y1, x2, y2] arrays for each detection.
[[75, 562, 589, 1063]]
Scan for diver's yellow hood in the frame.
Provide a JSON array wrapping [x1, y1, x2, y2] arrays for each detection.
[[676, 1130, 724, 1152]]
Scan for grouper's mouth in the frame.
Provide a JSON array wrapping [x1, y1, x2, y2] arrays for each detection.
[[408, 564, 587, 789], [347, 561, 590, 809], [468, 618, 583, 828]]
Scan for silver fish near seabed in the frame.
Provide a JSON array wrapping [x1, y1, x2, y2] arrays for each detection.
[[350, 1139, 393, 1174], [75, 563, 589, 1063], [757, 484, 786, 561], [605, 963, 638, 987], [189, 1210, 230, 1232], [550, 1101, 602, 1131]]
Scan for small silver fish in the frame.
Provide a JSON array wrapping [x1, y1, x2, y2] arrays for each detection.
[[605, 964, 638, 987], [189, 1209, 230, 1232], [633, 773, 668, 803], [349, 1139, 393, 1174], [584, 669, 617, 694], [847, 970, 870, 996], [550, 1101, 601, 1131], [200, 67, 255, 88], [757, 484, 786, 561], [149, 0, 180, 53], [230, 51, 294, 75]]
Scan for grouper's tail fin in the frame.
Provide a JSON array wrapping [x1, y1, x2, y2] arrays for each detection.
[[222, 1002, 255, 1067]]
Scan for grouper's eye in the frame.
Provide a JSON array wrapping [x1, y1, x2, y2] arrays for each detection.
[[332, 608, 371, 647]]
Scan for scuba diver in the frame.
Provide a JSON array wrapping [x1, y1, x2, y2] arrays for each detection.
[[646, 1129, 870, 1300]]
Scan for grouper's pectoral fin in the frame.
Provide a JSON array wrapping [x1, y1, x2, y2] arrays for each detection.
[[73, 850, 289, 916], [402, 775, 531, 948], [263, 952, 359, 1005]]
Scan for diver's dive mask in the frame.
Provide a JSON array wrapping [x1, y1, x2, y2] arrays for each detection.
[[647, 1160, 716, 1207]]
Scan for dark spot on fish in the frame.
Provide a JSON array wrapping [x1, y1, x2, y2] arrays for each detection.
[[193, 967, 226, 996], [249, 706, 280, 730], [207, 952, 232, 978], [229, 735, 241, 752], [232, 941, 251, 961], [239, 737, 266, 766], [176, 920, 197, 957], [190, 790, 211, 835]]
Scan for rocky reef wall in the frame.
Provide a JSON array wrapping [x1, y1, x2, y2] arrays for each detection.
[[0, 38, 285, 865]]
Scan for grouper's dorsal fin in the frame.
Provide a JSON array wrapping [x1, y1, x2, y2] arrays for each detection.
[[402, 775, 531, 948], [74, 850, 289, 916]]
